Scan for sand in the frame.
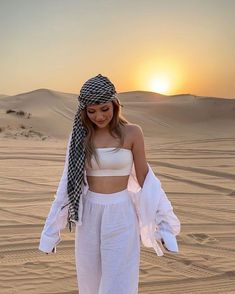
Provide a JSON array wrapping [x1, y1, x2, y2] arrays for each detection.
[[0, 89, 235, 293]]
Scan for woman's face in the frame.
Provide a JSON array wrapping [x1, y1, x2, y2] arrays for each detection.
[[86, 101, 114, 129]]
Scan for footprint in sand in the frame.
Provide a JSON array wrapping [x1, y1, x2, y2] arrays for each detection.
[[23, 261, 49, 269], [139, 268, 148, 275], [187, 233, 217, 244], [228, 190, 235, 196]]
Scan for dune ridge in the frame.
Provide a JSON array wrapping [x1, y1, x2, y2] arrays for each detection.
[[0, 89, 234, 140]]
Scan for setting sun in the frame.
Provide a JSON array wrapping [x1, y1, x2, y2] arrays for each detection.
[[149, 75, 170, 94], [135, 59, 183, 96]]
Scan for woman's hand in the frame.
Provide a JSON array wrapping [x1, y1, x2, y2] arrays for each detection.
[[46, 247, 56, 254], [161, 238, 172, 252]]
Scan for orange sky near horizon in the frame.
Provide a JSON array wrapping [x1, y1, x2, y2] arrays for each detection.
[[0, 0, 235, 98]]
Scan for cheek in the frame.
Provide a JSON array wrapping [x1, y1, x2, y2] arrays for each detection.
[[108, 109, 114, 117], [87, 113, 94, 121]]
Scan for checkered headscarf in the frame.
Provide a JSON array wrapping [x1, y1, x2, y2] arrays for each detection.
[[65, 74, 117, 231]]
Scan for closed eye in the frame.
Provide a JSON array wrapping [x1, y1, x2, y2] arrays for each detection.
[[87, 108, 109, 113]]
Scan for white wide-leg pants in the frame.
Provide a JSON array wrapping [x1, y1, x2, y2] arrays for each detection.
[[75, 188, 140, 294]]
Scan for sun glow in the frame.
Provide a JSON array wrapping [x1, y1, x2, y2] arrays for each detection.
[[149, 75, 170, 94], [135, 59, 183, 95]]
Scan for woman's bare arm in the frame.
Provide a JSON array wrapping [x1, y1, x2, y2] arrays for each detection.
[[131, 124, 149, 188]]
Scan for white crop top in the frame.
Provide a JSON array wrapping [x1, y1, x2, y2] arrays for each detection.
[[85, 148, 133, 176]]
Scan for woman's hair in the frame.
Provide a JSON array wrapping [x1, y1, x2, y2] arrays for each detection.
[[81, 98, 129, 167]]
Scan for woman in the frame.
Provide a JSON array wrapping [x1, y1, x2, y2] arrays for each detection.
[[39, 74, 180, 294]]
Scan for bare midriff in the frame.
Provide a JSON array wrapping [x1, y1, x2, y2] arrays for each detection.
[[86, 175, 130, 194]]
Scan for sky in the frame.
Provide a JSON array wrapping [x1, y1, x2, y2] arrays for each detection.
[[0, 0, 235, 98]]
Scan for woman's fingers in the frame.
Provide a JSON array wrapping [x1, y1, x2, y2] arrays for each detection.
[[44, 247, 55, 254]]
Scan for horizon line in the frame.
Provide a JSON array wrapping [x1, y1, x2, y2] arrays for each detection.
[[1, 88, 234, 100]]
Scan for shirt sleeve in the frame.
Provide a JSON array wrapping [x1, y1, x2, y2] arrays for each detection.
[[154, 187, 181, 253], [38, 133, 72, 253], [155, 187, 181, 236]]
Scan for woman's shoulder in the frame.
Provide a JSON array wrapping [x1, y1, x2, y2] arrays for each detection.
[[122, 123, 144, 145], [123, 123, 144, 136]]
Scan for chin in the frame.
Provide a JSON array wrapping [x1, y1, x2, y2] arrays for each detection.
[[95, 121, 110, 128], [94, 121, 110, 129], [96, 124, 108, 129]]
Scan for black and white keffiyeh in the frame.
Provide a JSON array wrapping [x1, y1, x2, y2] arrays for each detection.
[[65, 74, 117, 231]]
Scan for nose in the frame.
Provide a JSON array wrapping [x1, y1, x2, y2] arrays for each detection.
[[95, 112, 105, 122], [95, 113, 105, 122]]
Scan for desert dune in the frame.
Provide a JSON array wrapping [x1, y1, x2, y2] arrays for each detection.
[[0, 89, 235, 293]]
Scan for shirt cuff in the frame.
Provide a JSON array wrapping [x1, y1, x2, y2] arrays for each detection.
[[38, 233, 61, 253]]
